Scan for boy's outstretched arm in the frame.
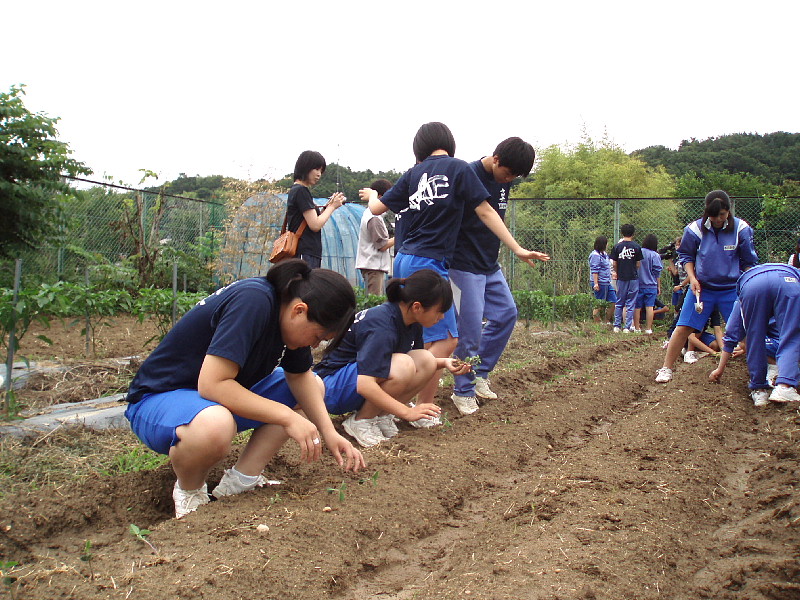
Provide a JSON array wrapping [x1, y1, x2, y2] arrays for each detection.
[[474, 201, 549, 266]]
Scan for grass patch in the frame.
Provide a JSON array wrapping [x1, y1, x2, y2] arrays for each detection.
[[0, 426, 164, 498]]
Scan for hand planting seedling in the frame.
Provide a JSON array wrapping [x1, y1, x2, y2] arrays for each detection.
[[451, 355, 481, 369], [129, 523, 158, 553]]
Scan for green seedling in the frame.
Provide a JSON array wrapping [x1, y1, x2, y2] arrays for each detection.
[[451, 355, 481, 370], [269, 492, 282, 505], [358, 470, 380, 487], [440, 411, 453, 429], [326, 481, 347, 502], [129, 523, 157, 553], [80, 540, 94, 580], [0, 560, 18, 597]]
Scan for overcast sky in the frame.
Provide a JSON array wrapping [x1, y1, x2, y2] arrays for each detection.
[[4, 1, 798, 187]]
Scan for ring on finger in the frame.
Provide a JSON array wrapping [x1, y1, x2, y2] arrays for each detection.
[[312, 437, 320, 445]]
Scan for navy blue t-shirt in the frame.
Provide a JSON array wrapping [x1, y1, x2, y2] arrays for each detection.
[[380, 155, 489, 263], [610, 240, 643, 281], [314, 302, 423, 380], [450, 159, 508, 273], [286, 184, 322, 259], [127, 278, 312, 403]]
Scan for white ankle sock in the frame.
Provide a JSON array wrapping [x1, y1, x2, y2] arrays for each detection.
[[231, 467, 260, 485]]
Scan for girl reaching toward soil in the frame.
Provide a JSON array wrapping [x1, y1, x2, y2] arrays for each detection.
[[125, 259, 365, 519], [274, 269, 471, 447]]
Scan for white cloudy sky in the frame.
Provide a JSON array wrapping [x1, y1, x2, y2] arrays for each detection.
[[4, 1, 798, 186]]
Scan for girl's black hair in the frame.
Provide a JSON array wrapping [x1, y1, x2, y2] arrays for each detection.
[[642, 233, 658, 251], [267, 259, 355, 349], [293, 150, 327, 182], [494, 137, 536, 177], [593, 235, 608, 253], [412, 122, 456, 162], [702, 190, 734, 233], [385, 269, 453, 313]]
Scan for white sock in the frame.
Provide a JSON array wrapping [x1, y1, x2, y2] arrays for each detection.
[[230, 467, 260, 485]]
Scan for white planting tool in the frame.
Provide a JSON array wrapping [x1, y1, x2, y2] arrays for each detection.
[[694, 289, 704, 314]]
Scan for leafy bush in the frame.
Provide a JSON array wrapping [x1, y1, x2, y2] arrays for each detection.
[[353, 287, 386, 312], [512, 290, 602, 325]]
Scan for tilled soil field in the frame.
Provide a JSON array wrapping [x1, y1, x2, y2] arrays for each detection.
[[1, 324, 798, 599]]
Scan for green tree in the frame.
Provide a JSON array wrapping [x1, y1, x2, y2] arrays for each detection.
[[507, 136, 678, 293], [0, 84, 90, 258]]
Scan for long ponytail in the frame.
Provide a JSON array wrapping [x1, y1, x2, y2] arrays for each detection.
[[385, 269, 453, 312]]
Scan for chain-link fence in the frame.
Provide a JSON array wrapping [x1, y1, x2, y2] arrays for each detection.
[[0, 180, 226, 290], [3, 186, 798, 301], [500, 196, 800, 299]]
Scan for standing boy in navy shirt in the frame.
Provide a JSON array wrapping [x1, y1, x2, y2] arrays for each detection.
[[449, 137, 547, 412], [610, 224, 643, 333]]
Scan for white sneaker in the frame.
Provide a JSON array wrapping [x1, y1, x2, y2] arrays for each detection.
[[655, 367, 673, 383], [683, 351, 699, 364], [173, 482, 210, 519], [767, 364, 779, 387], [212, 469, 268, 499], [451, 393, 479, 416], [474, 377, 497, 400], [644, 329, 653, 335], [408, 403, 442, 428], [342, 414, 387, 447], [613, 327, 621, 333], [622, 328, 631, 333], [375, 414, 399, 438], [751, 389, 770, 407], [769, 385, 800, 403]]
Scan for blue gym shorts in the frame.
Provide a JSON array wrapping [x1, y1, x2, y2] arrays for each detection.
[[593, 284, 618, 303], [676, 287, 737, 331], [393, 252, 458, 344], [635, 287, 658, 309], [698, 331, 717, 347], [765, 336, 779, 359], [125, 368, 298, 455], [319, 363, 366, 415]]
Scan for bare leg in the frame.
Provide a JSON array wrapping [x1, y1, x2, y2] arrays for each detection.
[[356, 351, 437, 419], [645, 306, 654, 332], [235, 376, 325, 475], [418, 336, 458, 404], [170, 405, 236, 490], [663, 325, 693, 369]]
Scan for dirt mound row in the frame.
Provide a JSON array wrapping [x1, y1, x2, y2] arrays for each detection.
[[1, 335, 798, 599]]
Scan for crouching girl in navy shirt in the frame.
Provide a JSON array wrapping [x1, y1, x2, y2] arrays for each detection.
[[655, 190, 759, 383], [125, 259, 365, 518], [302, 269, 468, 446], [709, 263, 800, 406], [359, 122, 547, 417]]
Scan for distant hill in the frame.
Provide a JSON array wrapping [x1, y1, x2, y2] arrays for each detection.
[[633, 132, 800, 185]]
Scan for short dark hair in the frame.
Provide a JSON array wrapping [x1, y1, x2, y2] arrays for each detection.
[[385, 269, 453, 313], [293, 150, 327, 182], [642, 233, 658, 251], [702, 190, 734, 232], [369, 179, 393, 197], [620, 224, 635, 238], [494, 137, 536, 177], [594, 235, 608, 252], [412, 122, 456, 162], [267, 259, 355, 349]]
